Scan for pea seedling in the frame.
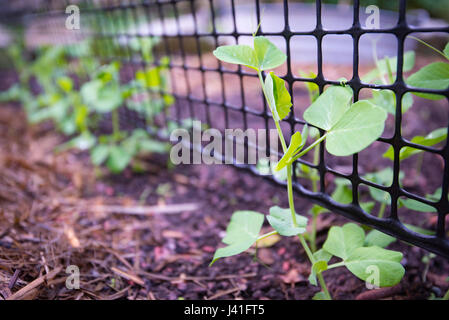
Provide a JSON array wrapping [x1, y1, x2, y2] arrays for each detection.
[[211, 35, 405, 299]]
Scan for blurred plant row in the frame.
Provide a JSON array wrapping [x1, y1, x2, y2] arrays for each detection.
[[1, 36, 177, 173]]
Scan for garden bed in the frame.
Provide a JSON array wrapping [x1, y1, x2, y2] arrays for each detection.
[[0, 103, 447, 300]]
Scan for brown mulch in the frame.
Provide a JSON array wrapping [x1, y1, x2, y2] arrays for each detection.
[[0, 101, 448, 300]]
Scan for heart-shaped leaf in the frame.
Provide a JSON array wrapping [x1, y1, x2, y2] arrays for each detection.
[[253, 36, 287, 71], [444, 42, 449, 58], [325, 100, 387, 156], [407, 62, 449, 100], [97, 85, 123, 113], [267, 206, 308, 236], [264, 72, 292, 121], [81, 79, 123, 113], [383, 127, 447, 161], [106, 145, 132, 174], [370, 90, 413, 115], [213, 44, 258, 70], [365, 229, 396, 248], [344, 246, 405, 287], [313, 249, 332, 263], [213, 36, 286, 71], [303, 86, 353, 131], [211, 211, 264, 265], [90, 144, 110, 166], [323, 223, 365, 260]]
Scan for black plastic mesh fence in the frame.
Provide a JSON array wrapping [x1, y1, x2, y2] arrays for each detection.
[[1, 0, 449, 258]]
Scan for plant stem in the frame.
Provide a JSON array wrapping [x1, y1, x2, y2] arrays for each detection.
[[291, 133, 327, 163], [327, 261, 346, 270], [112, 108, 120, 141], [310, 212, 318, 252], [371, 38, 388, 85], [378, 201, 386, 219], [312, 145, 320, 191], [286, 165, 298, 226], [256, 230, 278, 242], [309, 145, 320, 252], [258, 69, 331, 300], [298, 234, 331, 300], [409, 36, 449, 61]]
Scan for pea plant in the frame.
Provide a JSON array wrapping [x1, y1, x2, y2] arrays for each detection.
[[1, 37, 174, 174], [210, 35, 406, 299]]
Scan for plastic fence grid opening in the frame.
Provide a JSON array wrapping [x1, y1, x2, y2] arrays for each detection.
[[1, 0, 448, 259]]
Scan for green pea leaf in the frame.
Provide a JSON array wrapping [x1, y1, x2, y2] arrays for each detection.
[[122, 135, 140, 156], [136, 67, 162, 88], [444, 42, 449, 58], [311, 204, 328, 216], [344, 246, 405, 287], [407, 62, 449, 100], [365, 230, 396, 248], [383, 127, 447, 161], [0, 84, 21, 102], [213, 44, 258, 70], [360, 201, 375, 214], [303, 86, 353, 131], [81, 80, 123, 113], [211, 211, 264, 265], [404, 223, 435, 236], [266, 206, 308, 236], [106, 145, 132, 174], [370, 90, 413, 115], [253, 36, 287, 71], [57, 76, 73, 93], [323, 223, 365, 260], [362, 51, 415, 83], [308, 260, 328, 286], [426, 188, 442, 202], [138, 139, 169, 154], [313, 249, 332, 263], [57, 132, 96, 152], [299, 70, 319, 103], [97, 85, 123, 113], [312, 291, 328, 300], [331, 178, 352, 204], [325, 100, 387, 156], [264, 72, 292, 121], [90, 144, 111, 166], [213, 36, 286, 71], [399, 198, 437, 213], [275, 131, 303, 171], [364, 167, 394, 186]]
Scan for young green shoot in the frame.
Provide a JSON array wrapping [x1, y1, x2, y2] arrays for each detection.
[[211, 35, 400, 300]]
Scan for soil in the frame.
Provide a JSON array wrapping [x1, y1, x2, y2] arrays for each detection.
[[0, 100, 448, 300]]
